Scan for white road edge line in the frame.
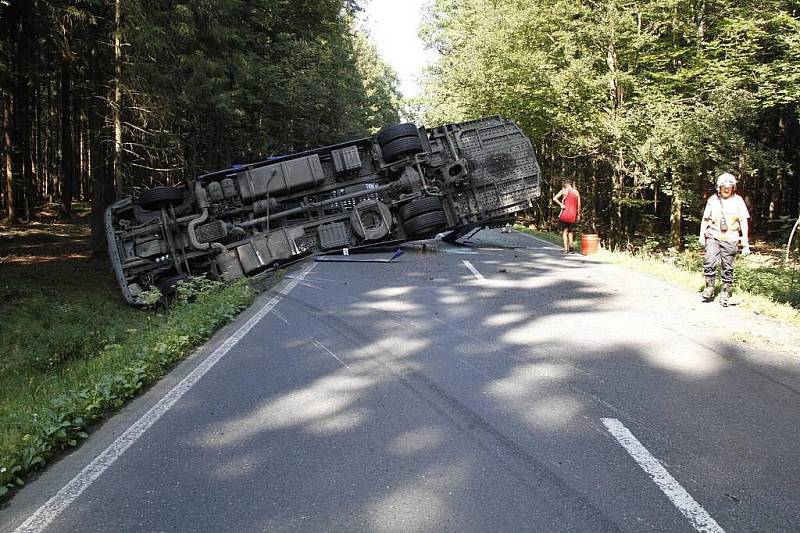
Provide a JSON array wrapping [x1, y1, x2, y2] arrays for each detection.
[[312, 341, 352, 370], [601, 418, 725, 533], [14, 263, 317, 533], [462, 260, 485, 281], [512, 229, 561, 249]]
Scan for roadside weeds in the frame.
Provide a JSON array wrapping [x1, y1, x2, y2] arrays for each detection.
[[0, 211, 258, 501], [514, 225, 800, 332]]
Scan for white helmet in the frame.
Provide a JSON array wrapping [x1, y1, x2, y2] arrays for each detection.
[[717, 172, 736, 188]]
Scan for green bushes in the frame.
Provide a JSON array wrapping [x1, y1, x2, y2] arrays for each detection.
[[735, 267, 800, 307], [654, 245, 800, 309], [605, 234, 800, 309], [514, 226, 800, 315], [0, 279, 255, 499]]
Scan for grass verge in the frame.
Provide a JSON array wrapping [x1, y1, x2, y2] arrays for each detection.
[[0, 211, 256, 500], [514, 225, 800, 327], [0, 278, 254, 499]]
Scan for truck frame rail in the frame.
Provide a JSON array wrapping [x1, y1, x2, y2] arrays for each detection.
[[106, 116, 541, 306]]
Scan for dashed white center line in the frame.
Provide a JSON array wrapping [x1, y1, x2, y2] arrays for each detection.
[[602, 418, 725, 533], [462, 260, 485, 281], [312, 340, 351, 370], [270, 309, 290, 325]]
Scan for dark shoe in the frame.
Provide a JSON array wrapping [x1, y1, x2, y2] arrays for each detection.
[[719, 283, 731, 307], [701, 277, 715, 302]]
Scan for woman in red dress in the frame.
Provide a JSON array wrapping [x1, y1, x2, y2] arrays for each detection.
[[553, 178, 581, 254]]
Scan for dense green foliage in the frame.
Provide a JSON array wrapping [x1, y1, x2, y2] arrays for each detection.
[[123, 1, 399, 174], [0, 1, 400, 244], [418, 0, 800, 249], [0, 273, 255, 498]]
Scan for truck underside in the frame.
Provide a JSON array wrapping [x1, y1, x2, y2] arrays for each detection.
[[106, 116, 542, 307]]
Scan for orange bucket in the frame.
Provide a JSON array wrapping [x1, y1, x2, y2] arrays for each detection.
[[581, 234, 599, 255]]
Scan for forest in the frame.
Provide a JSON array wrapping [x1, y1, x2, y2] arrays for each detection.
[[1, 0, 799, 252], [416, 0, 800, 249], [0, 0, 401, 250]]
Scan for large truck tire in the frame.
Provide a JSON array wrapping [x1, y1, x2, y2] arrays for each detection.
[[400, 196, 444, 220], [157, 273, 190, 296], [377, 123, 420, 146], [403, 211, 448, 238], [381, 136, 424, 163], [140, 186, 184, 211]]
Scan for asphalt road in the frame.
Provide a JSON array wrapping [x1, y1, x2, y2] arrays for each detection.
[[3, 229, 800, 532]]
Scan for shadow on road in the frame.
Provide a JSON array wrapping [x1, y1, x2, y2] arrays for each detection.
[[21, 230, 800, 532]]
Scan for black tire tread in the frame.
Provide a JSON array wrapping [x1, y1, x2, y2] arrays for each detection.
[[377, 123, 420, 146], [140, 186, 184, 211], [400, 197, 444, 220], [404, 210, 448, 237], [382, 136, 424, 163]]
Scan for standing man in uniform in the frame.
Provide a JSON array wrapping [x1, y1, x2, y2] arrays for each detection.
[[699, 172, 751, 306], [553, 178, 581, 254]]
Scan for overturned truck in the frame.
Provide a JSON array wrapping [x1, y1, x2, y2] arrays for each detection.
[[106, 116, 541, 306]]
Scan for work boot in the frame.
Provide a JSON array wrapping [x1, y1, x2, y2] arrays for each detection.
[[701, 277, 715, 302], [719, 282, 732, 307]]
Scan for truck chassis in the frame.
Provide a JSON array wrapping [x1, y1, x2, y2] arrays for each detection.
[[106, 116, 541, 306]]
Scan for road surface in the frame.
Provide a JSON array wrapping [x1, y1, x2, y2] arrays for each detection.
[[3, 229, 800, 532]]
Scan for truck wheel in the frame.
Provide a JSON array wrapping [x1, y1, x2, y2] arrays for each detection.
[[157, 274, 190, 296], [140, 186, 184, 211], [350, 199, 392, 241], [381, 136, 423, 163], [403, 211, 448, 238], [377, 123, 420, 146], [400, 197, 444, 220]]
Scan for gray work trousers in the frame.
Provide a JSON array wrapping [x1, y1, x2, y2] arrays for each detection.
[[703, 236, 739, 283]]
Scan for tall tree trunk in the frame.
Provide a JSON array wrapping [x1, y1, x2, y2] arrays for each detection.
[[589, 160, 598, 233], [44, 79, 52, 201], [47, 79, 57, 203], [610, 171, 624, 248], [668, 169, 684, 250], [60, 61, 74, 217], [1, 0, 19, 224], [73, 93, 83, 201], [113, 0, 123, 196], [16, 5, 36, 221], [606, 35, 626, 246], [35, 83, 43, 204], [697, 0, 706, 41], [89, 44, 115, 253], [3, 93, 18, 225], [19, 77, 34, 220], [82, 113, 90, 200], [794, 122, 800, 217], [770, 113, 786, 220]]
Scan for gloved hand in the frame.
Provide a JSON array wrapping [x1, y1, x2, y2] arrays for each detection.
[[741, 244, 751, 257], [698, 235, 705, 246]]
